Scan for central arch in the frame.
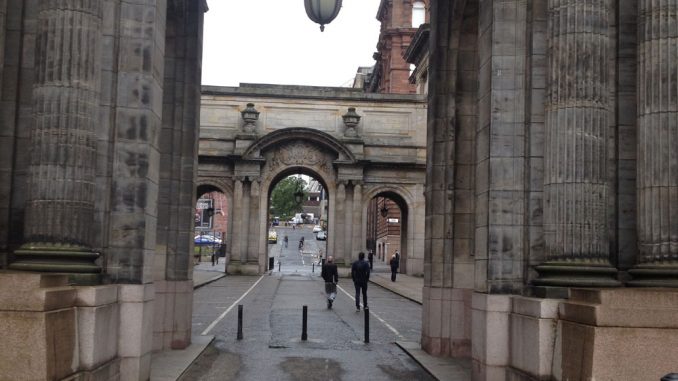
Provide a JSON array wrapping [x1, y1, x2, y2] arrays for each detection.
[[210, 128, 364, 274]]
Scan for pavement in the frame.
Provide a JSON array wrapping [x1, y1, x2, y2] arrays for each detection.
[[150, 256, 470, 381]]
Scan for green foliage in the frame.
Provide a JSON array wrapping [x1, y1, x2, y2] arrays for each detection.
[[270, 176, 307, 219]]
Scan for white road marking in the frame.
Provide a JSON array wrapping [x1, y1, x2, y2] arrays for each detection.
[[200, 275, 265, 336], [336, 284, 404, 340]]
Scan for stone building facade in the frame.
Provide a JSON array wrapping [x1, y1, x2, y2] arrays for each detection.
[[421, 1, 678, 380], [198, 84, 427, 276]]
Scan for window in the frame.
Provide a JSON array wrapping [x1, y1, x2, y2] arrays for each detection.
[[412, 1, 425, 27]]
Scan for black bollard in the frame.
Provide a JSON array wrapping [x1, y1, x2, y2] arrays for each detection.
[[662, 374, 678, 381], [237, 304, 243, 340], [278, 261, 281, 272], [302, 305, 308, 341], [312, 262, 315, 273], [364, 307, 370, 343]]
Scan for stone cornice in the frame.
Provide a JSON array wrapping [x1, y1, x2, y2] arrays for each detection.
[[201, 84, 426, 103]]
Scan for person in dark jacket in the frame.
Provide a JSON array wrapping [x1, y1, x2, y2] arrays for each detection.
[[367, 250, 374, 270], [390, 254, 399, 282], [321, 256, 339, 309], [351, 252, 370, 311]]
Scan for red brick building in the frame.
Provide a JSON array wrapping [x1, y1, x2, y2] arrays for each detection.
[[368, 0, 429, 94]]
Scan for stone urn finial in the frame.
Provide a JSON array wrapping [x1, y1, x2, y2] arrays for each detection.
[[241, 103, 260, 133], [342, 107, 361, 137]]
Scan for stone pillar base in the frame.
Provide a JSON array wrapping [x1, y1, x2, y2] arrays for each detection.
[[508, 296, 561, 380], [118, 284, 155, 381], [10, 246, 101, 285], [534, 262, 620, 287], [226, 261, 260, 275], [153, 280, 193, 351], [0, 273, 78, 380], [559, 288, 678, 380], [422, 287, 472, 358], [628, 265, 678, 287], [471, 293, 511, 381]]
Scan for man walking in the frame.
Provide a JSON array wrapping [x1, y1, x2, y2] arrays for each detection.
[[321, 256, 338, 309], [390, 254, 399, 282], [351, 252, 370, 311], [367, 250, 374, 270]]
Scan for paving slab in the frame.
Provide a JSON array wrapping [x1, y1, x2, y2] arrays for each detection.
[[150, 335, 215, 381], [396, 341, 471, 381], [370, 272, 423, 304]]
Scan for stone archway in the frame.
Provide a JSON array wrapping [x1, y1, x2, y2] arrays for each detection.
[[226, 128, 364, 274], [362, 185, 421, 275], [257, 140, 337, 271]]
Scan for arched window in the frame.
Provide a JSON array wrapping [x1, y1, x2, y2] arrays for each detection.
[[412, 1, 425, 27]]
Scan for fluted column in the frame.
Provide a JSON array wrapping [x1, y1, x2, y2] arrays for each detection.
[[536, 0, 619, 286], [0, 0, 5, 95], [10, 0, 102, 282], [629, 0, 678, 287]]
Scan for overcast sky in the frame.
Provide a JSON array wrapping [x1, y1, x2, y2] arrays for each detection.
[[202, 0, 383, 88]]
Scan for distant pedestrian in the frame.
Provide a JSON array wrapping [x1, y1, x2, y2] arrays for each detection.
[[321, 256, 338, 309], [390, 254, 399, 282], [284, 235, 288, 248], [395, 250, 401, 273], [367, 250, 374, 270], [351, 252, 370, 311]]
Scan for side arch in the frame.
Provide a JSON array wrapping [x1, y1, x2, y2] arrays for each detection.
[[195, 177, 234, 262], [362, 184, 417, 274]]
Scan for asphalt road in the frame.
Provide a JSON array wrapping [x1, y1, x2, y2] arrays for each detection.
[[270, 225, 328, 273], [183, 268, 432, 380]]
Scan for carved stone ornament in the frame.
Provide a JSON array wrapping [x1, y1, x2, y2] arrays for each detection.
[[264, 141, 331, 181]]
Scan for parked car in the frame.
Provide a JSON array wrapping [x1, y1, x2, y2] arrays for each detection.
[[194, 234, 222, 245], [316, 231, 327, 240], [312, 225, 322, 233], [268, 230, 278, 244]]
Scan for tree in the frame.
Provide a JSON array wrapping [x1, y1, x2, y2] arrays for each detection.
[[270, 176, 307, 220]]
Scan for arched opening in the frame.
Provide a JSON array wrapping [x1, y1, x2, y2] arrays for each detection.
[[266, 168, 329, 274], [366, 191, 409, 273], [195, 184, 230, 269]]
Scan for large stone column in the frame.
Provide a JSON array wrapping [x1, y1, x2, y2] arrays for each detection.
[[629, 0, 678, 287], [10, 0, 102, 282], [535, 0, 619, 286]]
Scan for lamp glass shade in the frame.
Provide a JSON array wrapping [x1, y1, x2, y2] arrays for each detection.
[[304, 0, 343, 31]]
